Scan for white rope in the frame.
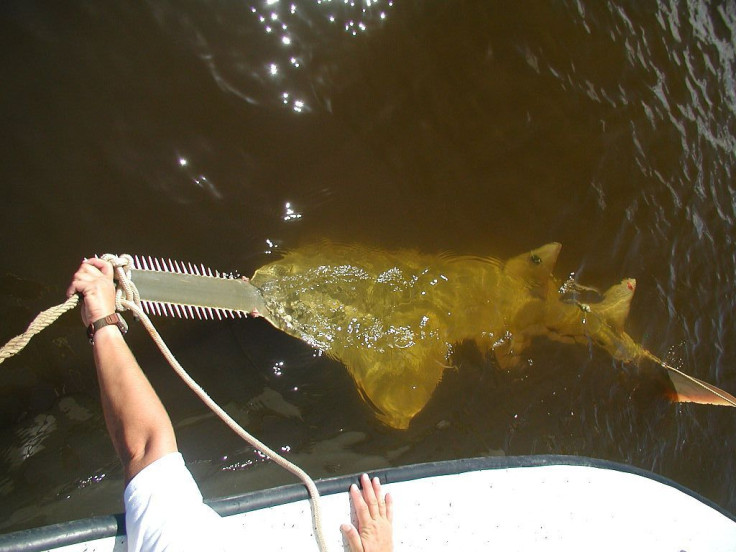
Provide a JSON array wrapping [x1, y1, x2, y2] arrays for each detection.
[[0, 295, 80, 365], [99, 254, 331, 552]]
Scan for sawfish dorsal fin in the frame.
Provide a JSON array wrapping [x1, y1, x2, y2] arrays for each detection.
[[504, 242, 561, 298], [591, 278, 636, 333]]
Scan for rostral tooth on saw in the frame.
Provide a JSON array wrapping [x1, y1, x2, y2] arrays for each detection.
[[129, 256, 269, 320]]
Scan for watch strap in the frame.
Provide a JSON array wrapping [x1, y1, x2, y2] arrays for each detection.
[[87, 313, 128, 343]]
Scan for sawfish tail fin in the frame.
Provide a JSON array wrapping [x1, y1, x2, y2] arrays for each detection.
[[589, 282, 736, 407], [642, 350, 736, 407]]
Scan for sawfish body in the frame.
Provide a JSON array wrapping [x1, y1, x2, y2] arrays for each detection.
[[4, 247, 732, 428], [251, 242, 736, 429]]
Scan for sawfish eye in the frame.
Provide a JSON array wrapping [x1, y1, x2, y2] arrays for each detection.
[[530, 254, 542, 265]]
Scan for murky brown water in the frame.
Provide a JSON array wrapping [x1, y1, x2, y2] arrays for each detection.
[[2, 0, 736, 533]]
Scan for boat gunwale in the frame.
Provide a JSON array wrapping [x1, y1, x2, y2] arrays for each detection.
[[1, 454, 733, 552]]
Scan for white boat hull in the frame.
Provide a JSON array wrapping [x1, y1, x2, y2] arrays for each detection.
[[2, 455, 734, 551]]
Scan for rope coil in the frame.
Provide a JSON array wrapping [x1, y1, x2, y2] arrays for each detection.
[[0, 255, 331, 552]]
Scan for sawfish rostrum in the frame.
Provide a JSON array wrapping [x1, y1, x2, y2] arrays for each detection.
[[250, 242, 736, 429]]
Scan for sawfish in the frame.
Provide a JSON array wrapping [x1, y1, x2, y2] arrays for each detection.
[[128, 242, 736, 429]]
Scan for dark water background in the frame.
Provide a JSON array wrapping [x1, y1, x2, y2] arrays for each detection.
[[2, 0, 736, 532]]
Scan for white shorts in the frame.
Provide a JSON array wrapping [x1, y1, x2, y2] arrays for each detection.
[[124, 452, 245, 552]]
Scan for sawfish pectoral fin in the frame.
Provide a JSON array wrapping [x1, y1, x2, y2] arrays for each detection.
[[665, 368, 736, 407], [339, 345, 450, 430]]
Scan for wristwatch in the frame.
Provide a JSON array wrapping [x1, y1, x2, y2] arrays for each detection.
[[87, 313, 128, 344]]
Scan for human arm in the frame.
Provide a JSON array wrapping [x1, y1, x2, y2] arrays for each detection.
[[67, 259, 177, 483], [341, 473, 394, 552]]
